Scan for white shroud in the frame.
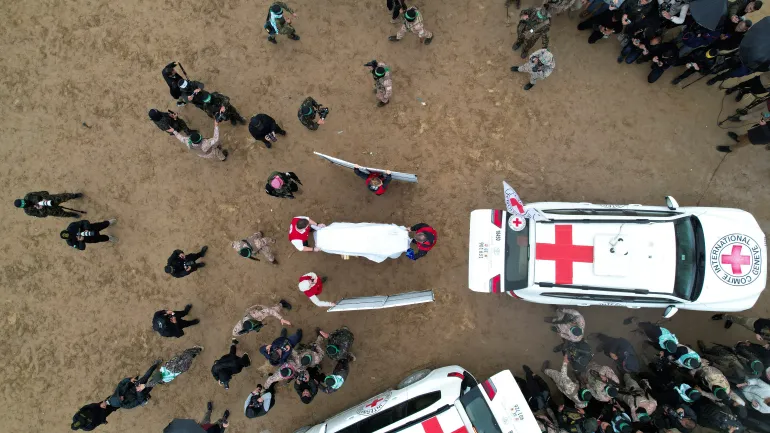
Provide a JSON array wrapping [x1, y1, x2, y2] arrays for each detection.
[[314, 223, 411, 263]]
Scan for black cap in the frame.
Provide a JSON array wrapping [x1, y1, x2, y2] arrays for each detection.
[[405, 8, 417, 21], [374, 66, 386, 77], [164, 265, 173, 274], [271, 4, 282, 13], [13, 199, 23, 208], [664, 340, 677, 354], [189, 131, 202, 144], [148, 109, 161, 121]]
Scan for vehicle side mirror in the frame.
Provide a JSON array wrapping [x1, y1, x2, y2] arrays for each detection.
[[665, 196, 679, 210], [663, 305, 679, 319]]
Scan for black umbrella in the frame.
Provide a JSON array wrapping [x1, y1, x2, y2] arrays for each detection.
[[740, 17, 770, 72], [689, 0, 727, 30], [163, 419, 206, 433]]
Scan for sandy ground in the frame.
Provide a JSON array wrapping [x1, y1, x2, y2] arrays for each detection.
[[1, 0, 769, 432]]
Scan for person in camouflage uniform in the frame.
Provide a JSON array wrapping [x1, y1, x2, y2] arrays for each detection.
[[543, 355, 593, 408], [582, 361, 620, 402], [190, 90, 246, 126], [177, 78, 205, 105], [14, 191, 83, 218], [326, 326, 355, 361], [231, 231, 277, 263], [297, 96, 328, 130], [547, 308, 586, 346], [617, 374, 657, 422], [698, 340, 764, 383], [367, 62, 393, 107], [232, 301, 292, 336], [146, 346, 203, 387], [148, 109, 191, 136], [265, 2, 300, 44], [512, 6, 551, 58], [511, 49, 555, 90], [172, 117, 228, 161], [389, 7, 434, 45], [291, 330, 330, 372], [544, 0, 583, 15], [692, 365, 731, 402]]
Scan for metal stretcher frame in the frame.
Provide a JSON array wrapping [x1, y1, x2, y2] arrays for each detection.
[[327, 290, 435, 312], [313, 152, 419, 183]]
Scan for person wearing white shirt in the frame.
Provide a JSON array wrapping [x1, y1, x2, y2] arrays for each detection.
[[738, 378, 770, 414]]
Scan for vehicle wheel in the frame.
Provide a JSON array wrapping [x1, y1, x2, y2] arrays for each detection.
[[293, 427, 311, 433], [396, 369, 432, 389]]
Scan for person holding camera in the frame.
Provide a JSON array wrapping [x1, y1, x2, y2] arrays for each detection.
[[60, 219, 118, 250], [152, 304, 201, 338], [265, 2, 300, 44], [365, 60, 393, 107], [199, 402, 230, 433], [231, 231, 277, 263], [148, 109, 191, 136], [297, 96, 328, 130], [164, 246, 207, 278], [249, 113, 286, 148], [718, 113, 770, 153], [172, 116, 228, 161], [265, 171, 302, 199], [244, 384, 276, 418], [212, 338, 251, 390], [14, 190, 83, 218], [107, 359, 161, 410], [510, 48, 555, 91]]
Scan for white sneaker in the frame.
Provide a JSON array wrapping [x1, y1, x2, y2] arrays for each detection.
[[108, 218, 117, 226], [108, 235, 119, 243]]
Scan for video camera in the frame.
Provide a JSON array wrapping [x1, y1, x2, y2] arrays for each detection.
[[364, 59, 378, 69], [318, 107, 329, 120], [215, 109, 228, 123]]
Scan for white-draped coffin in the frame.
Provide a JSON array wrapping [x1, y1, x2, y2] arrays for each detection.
[[314, 223, 411, 263]]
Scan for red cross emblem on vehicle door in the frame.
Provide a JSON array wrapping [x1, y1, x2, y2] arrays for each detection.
[[421, 417, 468, 433], [536, 225, 594, 284], [721, 245, 751, 275], [512, 216, 523, 227], [366, 398, 384, 408]]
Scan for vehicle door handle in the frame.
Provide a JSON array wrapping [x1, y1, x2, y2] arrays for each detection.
[[628, 306, 641, 309], [578, 303, 590, 306]]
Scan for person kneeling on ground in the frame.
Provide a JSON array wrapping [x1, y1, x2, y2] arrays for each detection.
[[265, 171, 302, 199]]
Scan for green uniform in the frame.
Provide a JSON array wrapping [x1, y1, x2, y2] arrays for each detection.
[[515, 7, 551, 55], [297, 96, 322, 130], [265, 2, 297, 42], [20, 191, 81, 218], [327, 327, 354, 361]]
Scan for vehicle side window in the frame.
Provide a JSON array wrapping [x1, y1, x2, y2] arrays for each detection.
[[339, 392, 441, 433], [542, 293, 677, 304]]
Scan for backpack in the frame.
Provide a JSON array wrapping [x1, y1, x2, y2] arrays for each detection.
[[153, 315, 173, 337], [566, 341, 594, 372]]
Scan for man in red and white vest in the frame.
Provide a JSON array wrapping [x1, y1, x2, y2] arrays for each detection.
[[288, 216, 326, 252], [406, 223, 437, 261], [298, 272, 336, 307]]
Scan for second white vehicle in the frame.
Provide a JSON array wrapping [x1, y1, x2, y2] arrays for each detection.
[[293, 365, 538, 433], [468, 197, 767, 316]]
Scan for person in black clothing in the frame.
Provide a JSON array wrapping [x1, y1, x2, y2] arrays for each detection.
[[265, 171, 302, 199], [61, 219, 117, 250], [595, 333, 640, 373], [387, 0, 407, 22], [294, 366, 324, 404], [245, 384, 276, 418], [725, 73, 770, 102], [199, 402, 230, 433], [152, 304, 200, 338], [577, 10, 624, 44], [353, 165, 392, 196], [165, 246, 207, 278], [555, 404, 599, 433], [692, 398, 745, 432], [107, 359, 160, 410], [515, 364, 552, 412], [162, 62, 185, 104], [71, 400, 117, 431], [249, 113, 287, 148], [618, 0, 657, 27], [617, 15, 662, 64], [670, 48, 721, 85], [148, 109, 191, 135], [657, 404, 698, 432], [647, 42, 678, 83], [14, 191, 83, 218], [212, 339, 251, 390]]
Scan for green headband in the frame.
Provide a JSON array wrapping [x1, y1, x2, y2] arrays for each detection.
[[751, 360, 762, 373], [19, 199, 26, 207], [536, 9, 546, 19], [405, 9, 418, 20], [327, 344, 339, 354], [579, 389, 591, 401], [203, 94, 212, 103], [239, 247, 252, 258]]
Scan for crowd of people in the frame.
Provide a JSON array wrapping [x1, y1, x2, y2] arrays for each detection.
[[520, 308, 770, 432]]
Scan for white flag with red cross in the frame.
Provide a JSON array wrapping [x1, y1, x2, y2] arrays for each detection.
[[503, 181, 549, 221]]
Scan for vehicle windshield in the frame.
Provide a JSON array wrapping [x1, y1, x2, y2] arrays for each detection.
[[459, 387, 503, 433], [504, 213, 530, 291], [673, 216, 705, 301]]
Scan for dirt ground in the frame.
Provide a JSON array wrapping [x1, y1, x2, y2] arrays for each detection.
[[1, 0, 769, 432]]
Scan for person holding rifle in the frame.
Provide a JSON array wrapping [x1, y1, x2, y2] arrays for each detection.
[[364, 60, 393, 107], [148, 109, 191, 136], [265, 2, 300, 44], [190, 90, 247, 126], [161, 61, 185, 104], [14, 190, 84, 218], [298, 97, 328, 130], [353, 165, 392, 196]]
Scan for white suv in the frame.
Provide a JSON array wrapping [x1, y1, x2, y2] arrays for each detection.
[[468, 197, 767, 316], [293, 366, 538, 433]]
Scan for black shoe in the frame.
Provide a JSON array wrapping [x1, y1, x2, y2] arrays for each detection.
[[511, 66, 519, 72], [617, 55, 624, 63], [623, 316, 637, 325], [424, 36, 433, 45], [553, 344, 564, 353], [264, 142, 272, 149], [388, 35, 399, 41], [707, 77, 719, 86], [73, 193, 84, 199], [268, 37, 277, 44], [523, 83, 534, 90], [280, 328, 288, 338], [711, 314, 724, 321], [222, 409, 230, 421], [190, 319, 200, 325], [207, 401, 213, 411], [183, 304, 193, 314], [735, 90, 746, 102], [377, 101, 389, 107], [232, 338, 239, 345], [523, 364, 534, 375], [725, 320, 733, 329], [520, 51, 529, 59], [290, 34, 300, 40], [541, 360, 550, 373], [196, 262, 206, 268], [200, 246, 208, 257], [512, 42, 522, 51], [725, 87, 737, 95], [716, 145, 732, 153], [671, 77, 683, 85], [222, 150, 229, 160], [276, 129, 286, 136], [230, 118, 237, 126], [728, 132, 739, 142], [279, 299, 292, 310], [321, 276, 328, 284]]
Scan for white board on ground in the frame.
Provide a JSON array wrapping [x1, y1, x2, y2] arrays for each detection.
[[327, 290, 435, 312], [313, 152, 418, 183]]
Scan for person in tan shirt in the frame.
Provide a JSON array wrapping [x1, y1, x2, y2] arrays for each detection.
[[172, 114, 228, 161]]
